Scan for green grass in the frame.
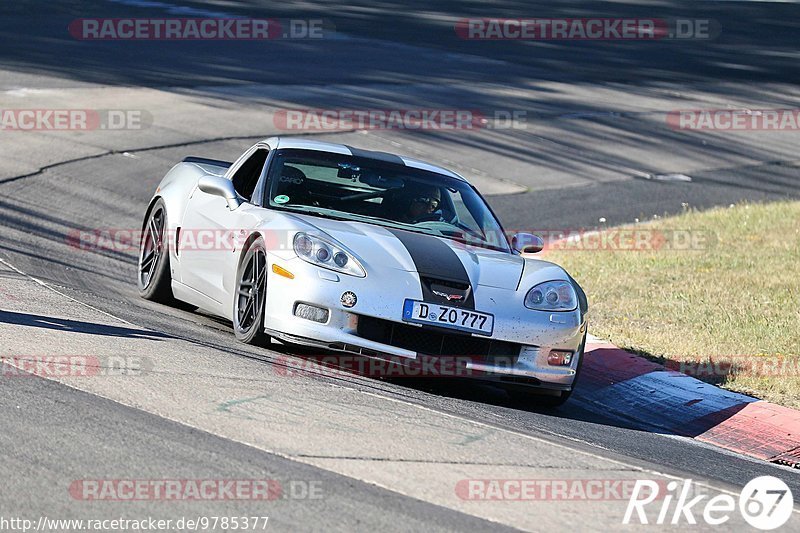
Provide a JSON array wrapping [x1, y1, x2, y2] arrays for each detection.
[[546, 201, 800, 408]]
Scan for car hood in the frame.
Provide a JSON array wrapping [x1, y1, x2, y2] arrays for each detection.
[[286, 213, 525, 290]]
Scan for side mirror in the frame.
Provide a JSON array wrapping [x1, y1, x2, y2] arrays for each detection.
[[512, 232, 544, 254], [198, 175, 241, 210]]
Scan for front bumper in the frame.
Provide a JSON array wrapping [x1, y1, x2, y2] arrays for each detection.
[[262, 254, 587, 391]]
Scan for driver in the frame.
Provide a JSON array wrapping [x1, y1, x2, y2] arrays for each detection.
[[396, 185, 442, 224]]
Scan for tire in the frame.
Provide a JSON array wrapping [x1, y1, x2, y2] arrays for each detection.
[[233, 238, 271, 347], [137, 198, 174, 303], [508, 331, 588, 408]]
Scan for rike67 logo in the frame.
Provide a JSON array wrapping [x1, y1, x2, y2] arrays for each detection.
[[624, 476, 793, 530]]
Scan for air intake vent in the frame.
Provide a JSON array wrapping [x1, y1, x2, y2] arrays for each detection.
[[421, 277, 469, 290]]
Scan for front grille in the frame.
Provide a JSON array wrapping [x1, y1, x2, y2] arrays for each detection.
[[356, 315, 519, 362]]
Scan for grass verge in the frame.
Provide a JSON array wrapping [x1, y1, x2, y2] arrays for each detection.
[[544, 201, 800, 408]]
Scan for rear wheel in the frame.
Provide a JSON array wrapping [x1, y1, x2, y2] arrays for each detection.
[[233, 238, 270, 346], [137, 199, 173, 303]]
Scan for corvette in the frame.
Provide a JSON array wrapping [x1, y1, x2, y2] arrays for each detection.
[[137, 137, 588, 405]]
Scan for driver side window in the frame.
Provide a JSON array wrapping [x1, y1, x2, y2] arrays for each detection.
[[231, 148, 268, 202]]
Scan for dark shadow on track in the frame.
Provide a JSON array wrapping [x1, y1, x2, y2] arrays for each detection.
[[0, 310, 170, 340]]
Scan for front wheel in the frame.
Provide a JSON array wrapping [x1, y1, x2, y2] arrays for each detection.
[[137, 198, 173, 302], [233, 238, 270, 346]]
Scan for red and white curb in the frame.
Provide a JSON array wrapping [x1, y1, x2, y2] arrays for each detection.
[[578, 334, 800, 467]]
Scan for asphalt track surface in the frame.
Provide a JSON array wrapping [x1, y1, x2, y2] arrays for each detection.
[[1, 1, 800, 531]]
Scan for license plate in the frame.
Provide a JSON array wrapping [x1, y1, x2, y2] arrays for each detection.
[[402, 299, 494, 336]]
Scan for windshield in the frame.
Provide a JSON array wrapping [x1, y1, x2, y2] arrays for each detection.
[[265, 149, 511, 252]]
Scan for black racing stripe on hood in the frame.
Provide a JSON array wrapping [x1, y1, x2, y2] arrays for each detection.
[[387, 228, 475, 309]]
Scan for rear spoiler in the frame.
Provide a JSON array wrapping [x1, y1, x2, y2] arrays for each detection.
[[182, 156, 233, 169]]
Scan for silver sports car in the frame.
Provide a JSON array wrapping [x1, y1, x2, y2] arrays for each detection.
[[137, 137, 588, 405]]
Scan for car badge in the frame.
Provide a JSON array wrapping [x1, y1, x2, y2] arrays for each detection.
[[433, 290, 463, 301]]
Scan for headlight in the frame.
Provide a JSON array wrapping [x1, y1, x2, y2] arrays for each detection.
[[524, 281, 577, 311], [293, 232, 366, 278]]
